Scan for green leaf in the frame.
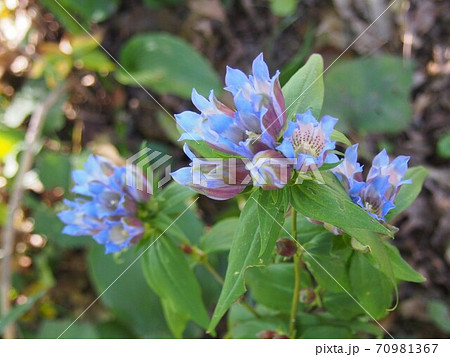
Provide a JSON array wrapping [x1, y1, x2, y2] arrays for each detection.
[[35, 319, 99, 339], [117, 33, 221, 99], [385, 166, 428, 221], [290, 176, 398, 303], [35, 150, 72, 191], [152, 212, 190, 244], [1, 80, 67, 132], [200, 217, 239, 254], [40, 0, 119, 29], [298, 312, 382, 338], [349, 252, 393, 320], [290, 173, 392, 237], [182, 140, 238, 159], [156, 182, 196, 215], [87, 244, 171, 338], [257, 188, 289, 256], [269, 0, 299, 17], [330, 129, 352, 146], [348, 229, 398, 305], [323, 292, 364, 320], [161, 299, 190, 339], [437, 132, 450, 158], [323, 55, 413, 134], [141, 238, 210, 330], [302, 232, 352, 293], [208, 190, 277, 332], [427, 300, 450, 334], [74, 50, 115, 73], [0, 291, 45, 334], [228, 304, 288, 339], [39, 0, 85, 33], [300, 325, 353, 339], [384, 242, 425, 283], [282, 54, 324, 120], [246, 263, 312, 313]]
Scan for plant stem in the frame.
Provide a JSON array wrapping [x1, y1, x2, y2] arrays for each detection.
[[240, 300, 261, 318], [0, 84, 66, 339], [202, 260, 224, 285], [201, 259, 260, 318], [289, 208, 301, 338]]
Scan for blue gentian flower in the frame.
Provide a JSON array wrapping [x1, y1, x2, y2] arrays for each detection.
[[176, 53, 286, 159], [332, 144, 365, 196], [277, 110, 338, 170], [172, 54, 290, 199], [332, 146, 411, 221], [58, 155, 150, 253]]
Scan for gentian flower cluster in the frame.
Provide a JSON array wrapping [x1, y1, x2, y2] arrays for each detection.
[[171, 54, 338, 200], [331, 145, 411, 222], [58, 155, 150, 253]]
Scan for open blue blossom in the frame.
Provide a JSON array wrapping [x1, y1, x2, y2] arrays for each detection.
[[58, 155, 150, 253], [332, 146, 411, 221], [277, 110, 338, 170], [172, 54, 290, 198], [176, 53, 286, 159]]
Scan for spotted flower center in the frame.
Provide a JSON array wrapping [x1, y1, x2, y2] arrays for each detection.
[[361, 191, 382, 216], [291, 126, 325, 157]]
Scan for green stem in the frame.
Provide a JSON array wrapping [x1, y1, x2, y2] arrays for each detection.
[[240, 300, 261, 318], [289, 208, 301, 338], [202, 259, 224, 285], [201, 259, 260, 319]]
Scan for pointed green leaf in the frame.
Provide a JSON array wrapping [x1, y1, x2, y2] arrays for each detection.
[[160, 298, 190, 338], [208, 190, 277, 332], [384, 242, 425, 283], [302, 232, 352, 293], [87, 244, 171, 338], [282, 54, 324, 119], [323, 292, 364, 320], [157, 182, 196, 215], [330, 129, 352, 146], [246, 263, 312, 313], [291, 173, 398, 300], [142, 238, 210, 330], [257, 188, 289, 256], [117, 33, 221, 99], [228, 305, 288, 339], [349, 252, 393, 319], [200, 217, 239, 254], [290, 173, 392, 236], [347, 229, 398, 305], [0, 290, 45, 334]]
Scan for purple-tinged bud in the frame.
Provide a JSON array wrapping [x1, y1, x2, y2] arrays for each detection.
[[299, 288, 316, 304], [179, 244, 194, 255], [275, 238, 297, 257], [257, 330, 289, 339], [257, 330, 277, 339]]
